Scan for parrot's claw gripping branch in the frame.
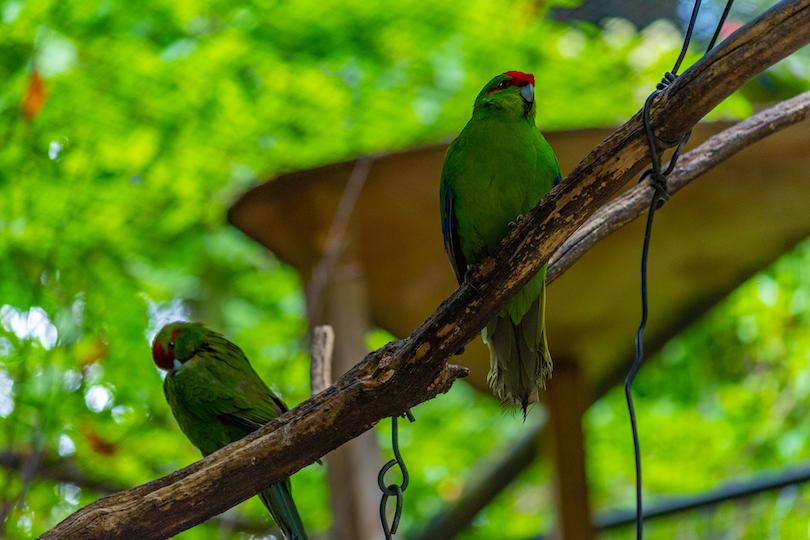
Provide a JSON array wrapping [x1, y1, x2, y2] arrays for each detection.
[[462, 264, 481, 291], [507, 215, 525, 229]]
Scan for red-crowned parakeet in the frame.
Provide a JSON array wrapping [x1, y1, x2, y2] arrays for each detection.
[[440, 71, 562, 415], [151, 321, 308, 540]]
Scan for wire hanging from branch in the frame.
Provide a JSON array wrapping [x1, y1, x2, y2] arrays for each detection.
[[378, 409, 416, 539], [625, 1, 734, 538]]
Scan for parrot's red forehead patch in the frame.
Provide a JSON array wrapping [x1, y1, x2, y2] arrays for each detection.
[[503, 71, 534, 86], [487, 71, 535, 95]]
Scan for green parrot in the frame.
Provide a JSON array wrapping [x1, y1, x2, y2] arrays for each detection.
[[440, 71, 562, 414], [151, 321, 308, 540]]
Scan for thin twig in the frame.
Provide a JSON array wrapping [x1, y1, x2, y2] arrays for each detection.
[[306, 156, 374, 322], [310, 325, 334, 396]]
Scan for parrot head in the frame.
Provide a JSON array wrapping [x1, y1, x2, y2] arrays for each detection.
[[152, 321, 207, 372], [474, 71, 535, 119]]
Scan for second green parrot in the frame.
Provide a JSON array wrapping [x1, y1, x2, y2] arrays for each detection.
[[440, 71, 562, 414], [152, 321, 308, 540]]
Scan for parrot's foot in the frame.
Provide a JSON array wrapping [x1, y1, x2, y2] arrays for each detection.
[[508, 214, 525, 229], [463, 264, 480, 291]]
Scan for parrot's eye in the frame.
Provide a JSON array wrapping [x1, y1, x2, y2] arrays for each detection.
[[168, 341, 175, 350], [498, 80, 508, 89]]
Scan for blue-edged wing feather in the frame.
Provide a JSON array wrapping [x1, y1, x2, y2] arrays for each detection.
[[442, 182, 467, 285]]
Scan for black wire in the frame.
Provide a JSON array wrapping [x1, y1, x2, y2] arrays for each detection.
[[625, 192, 660, 540], [672, 0, 702, 75], [625, 1, 736, 537], [707, 0, 736, 53]]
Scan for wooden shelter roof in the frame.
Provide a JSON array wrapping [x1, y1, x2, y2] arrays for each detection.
[[228, 121, 810, 400]]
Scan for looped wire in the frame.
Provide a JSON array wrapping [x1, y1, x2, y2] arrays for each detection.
[[378, 409, 416, 539], [639, 90, 673, 210], [379, 484, 403, 538], [648, 172, 670, 203], [639, 67, 685, 209], [656, 71, 677, 91], [626, 2, 735, 539]]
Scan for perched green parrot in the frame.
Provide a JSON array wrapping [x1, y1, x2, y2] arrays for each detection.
[[440, 71, 562, 414], [151, 321, 308, 540]]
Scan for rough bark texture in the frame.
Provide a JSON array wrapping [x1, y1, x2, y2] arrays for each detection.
[[39, 1, 810, 538]]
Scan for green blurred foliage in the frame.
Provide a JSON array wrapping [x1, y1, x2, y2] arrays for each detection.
[[591, 240, 810, 540], [0, 0, 809, 538]]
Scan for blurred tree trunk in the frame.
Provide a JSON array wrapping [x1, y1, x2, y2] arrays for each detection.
[[546, 361, 594, 540], [311, 248, 384, 540]]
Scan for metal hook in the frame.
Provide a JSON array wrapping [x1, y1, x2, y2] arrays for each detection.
[[378, 410, 415, 539]]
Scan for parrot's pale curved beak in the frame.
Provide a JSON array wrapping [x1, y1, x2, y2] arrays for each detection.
[[520, 83, 534, 104]]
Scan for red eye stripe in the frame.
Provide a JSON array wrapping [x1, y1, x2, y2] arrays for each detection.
[[487, 72, 535, 95], [152, 340, 173, 371]]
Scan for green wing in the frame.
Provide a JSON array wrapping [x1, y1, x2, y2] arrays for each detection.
[[440, 137, 469, 285], [164, 337, 286, 454]]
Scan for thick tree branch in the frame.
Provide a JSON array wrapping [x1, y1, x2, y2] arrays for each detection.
[[0, 452, 275, 536], [547, 90, 810, 283], [40, 2, 810, 538]]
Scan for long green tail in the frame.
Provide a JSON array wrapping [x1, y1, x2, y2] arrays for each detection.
[[483, 273, 552, 416], [259, 481, 308, 540]]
